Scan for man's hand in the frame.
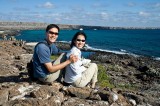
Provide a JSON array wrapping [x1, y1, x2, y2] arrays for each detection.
[[69, 54, 78, 63]]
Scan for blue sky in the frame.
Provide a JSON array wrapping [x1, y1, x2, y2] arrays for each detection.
[[0, 0, 160, 27]]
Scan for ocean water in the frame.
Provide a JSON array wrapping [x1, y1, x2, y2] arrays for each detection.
[[15, 29, 160, 59]]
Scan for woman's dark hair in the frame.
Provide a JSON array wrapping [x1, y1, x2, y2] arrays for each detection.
[[46, 24, 60, 32], [70, 31, 87, 48]]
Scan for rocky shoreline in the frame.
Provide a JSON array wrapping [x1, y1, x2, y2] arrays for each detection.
[[0, 39, 159, 106]]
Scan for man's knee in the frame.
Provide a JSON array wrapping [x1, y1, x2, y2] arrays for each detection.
[[60, 53, 67, 63]]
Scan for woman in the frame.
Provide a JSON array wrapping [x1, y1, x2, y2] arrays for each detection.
[[64, 31, 98, 88]]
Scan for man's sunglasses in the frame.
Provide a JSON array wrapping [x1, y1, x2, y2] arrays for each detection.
[[76, 39, 85, 42], [48, 31, 59, 35]]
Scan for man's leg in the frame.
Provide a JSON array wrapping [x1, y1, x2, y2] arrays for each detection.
[[39, 53, 66, 83]]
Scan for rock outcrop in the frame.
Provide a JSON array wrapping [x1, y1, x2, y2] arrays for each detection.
[[0, 40, 159, 106]]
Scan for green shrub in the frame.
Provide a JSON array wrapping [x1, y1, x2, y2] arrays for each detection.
[[97, 64, 114, 88]]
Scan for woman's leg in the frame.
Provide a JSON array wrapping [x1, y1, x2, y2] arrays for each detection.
[[91, 64, 98, 88], [73, 63, 98, 88]]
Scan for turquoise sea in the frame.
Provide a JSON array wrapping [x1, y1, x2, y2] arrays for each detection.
[[15, 29, 160, 60]]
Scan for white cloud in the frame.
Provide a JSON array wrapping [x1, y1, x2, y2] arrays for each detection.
[[154, 3, 160, 8], [126, 2, 136, 7], [100, 12, 109, 20], [53, 18, 61, 22], [145, 2, 160, 11], [139, 11, 150, 17], [44, 2, 53, 8], [35, 14, 44, 18], [37, 2, 54, 9], [92, 3, 108, 8]]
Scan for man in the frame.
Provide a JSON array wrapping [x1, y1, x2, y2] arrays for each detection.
[[33, 24, 77, 83]]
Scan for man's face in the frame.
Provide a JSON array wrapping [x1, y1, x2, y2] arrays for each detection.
[[46, 28, 59, 44]]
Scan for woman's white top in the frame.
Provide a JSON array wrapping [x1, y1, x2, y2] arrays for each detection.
[[64, 46, 87, 83]]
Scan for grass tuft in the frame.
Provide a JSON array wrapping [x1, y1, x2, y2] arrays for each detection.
[[97, 64, 114, 88]]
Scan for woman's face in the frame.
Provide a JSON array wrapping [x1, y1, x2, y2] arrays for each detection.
[[46, 28, 59, 44], [74, 34, 86, 49]]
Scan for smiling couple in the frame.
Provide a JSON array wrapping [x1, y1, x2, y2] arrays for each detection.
[[32, 24, 98, 88]]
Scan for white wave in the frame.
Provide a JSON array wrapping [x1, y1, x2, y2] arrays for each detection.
[[25, 42, 38, 46], [84, 44, 139, 57], [84, 45, 159, 60], [155, 57, 160, 61], [84, 44, 92, 49], [57, 41, 71, 43], [120, 49, 127, 52]]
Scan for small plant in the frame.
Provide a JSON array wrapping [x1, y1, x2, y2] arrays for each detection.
[[107, 64, 124, 72], [116, 83, 138, 91], [50, 55, 59, 60], [97, 64, 114, 88]]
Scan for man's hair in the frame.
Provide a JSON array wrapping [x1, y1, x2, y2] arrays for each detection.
[[46, 24, 60, 32]]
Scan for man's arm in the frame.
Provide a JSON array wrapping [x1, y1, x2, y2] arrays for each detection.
[[44, 54, 77, 73]]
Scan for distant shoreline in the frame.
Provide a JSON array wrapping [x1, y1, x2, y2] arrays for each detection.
[[0, 21, 160, 30]]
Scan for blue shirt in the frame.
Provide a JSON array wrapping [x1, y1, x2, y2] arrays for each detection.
[[33, 41, 59, 78]]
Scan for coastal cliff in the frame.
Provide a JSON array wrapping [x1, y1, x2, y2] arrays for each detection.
[[0, 21, 159, 30]]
